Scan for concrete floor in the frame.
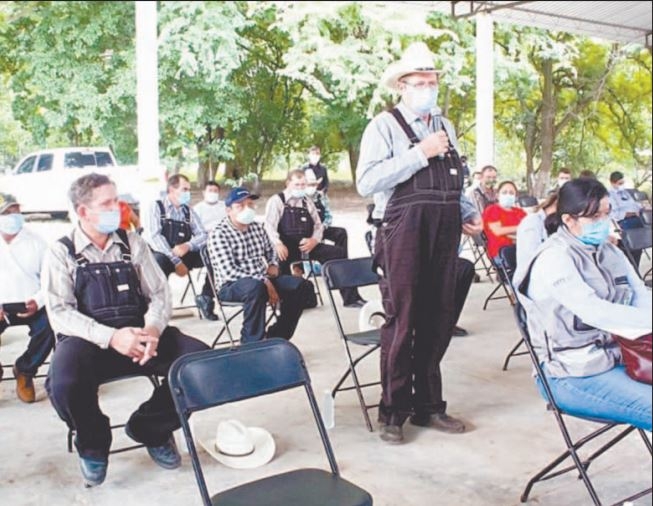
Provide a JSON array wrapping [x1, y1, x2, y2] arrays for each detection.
[[1, 210, 651, 506]]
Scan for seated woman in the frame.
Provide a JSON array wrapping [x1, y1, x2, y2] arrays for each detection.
[[517, 178, 652, 431], [513, 192, 558, 282], [482, 181, 527, 260]]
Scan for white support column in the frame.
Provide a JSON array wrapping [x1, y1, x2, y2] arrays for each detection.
[[475, 12, 494, 169], [135, 2, 160, 180]]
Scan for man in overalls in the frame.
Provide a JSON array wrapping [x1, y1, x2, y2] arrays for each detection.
[[43, 173, 208, 487], [142, 174, 218, 320], [357, 42, 482, 444]]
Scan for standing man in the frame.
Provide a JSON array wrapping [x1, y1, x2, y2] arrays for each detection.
[[357, 42, 482, 444], [142, 174, 217, 320], [302, 145, 330, 194], [43, 173, 208, 487], [0, 193, 55, 402], [193, 181, 227, 233]]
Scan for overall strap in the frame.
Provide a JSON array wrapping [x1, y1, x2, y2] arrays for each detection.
[[58, 235, 88, 267], [113, 228, 132, 262], [156, 200, 166, 224], [181, 204, 191, 223], [390, 108, 420, 145]]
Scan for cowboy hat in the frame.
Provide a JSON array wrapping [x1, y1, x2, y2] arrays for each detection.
[[0, 193, 19, 214], [358, 299, 386, 332], [381, 42, 441, 90], [195, 418, 275, 469]]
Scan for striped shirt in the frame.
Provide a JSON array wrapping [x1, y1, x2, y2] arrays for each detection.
[[42, 226, 171, 349], [142, 196, 207, 266], [208, 218, 278, 290]]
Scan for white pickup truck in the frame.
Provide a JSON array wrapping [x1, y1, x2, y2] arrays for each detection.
[[0, 147, 148, 219]]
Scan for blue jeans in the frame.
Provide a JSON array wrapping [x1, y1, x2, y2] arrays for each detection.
[[537, 365, 652, 431], [218, 276, 306, 343], [0, 307, 55, 375]]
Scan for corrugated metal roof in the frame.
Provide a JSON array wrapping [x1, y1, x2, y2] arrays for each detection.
[[423, 1, 652, 46]]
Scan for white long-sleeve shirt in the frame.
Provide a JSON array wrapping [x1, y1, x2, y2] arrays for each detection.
[[0, 226, 47, 309]]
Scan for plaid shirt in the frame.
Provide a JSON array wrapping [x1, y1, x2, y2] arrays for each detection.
[[207, 218, 278, 290]]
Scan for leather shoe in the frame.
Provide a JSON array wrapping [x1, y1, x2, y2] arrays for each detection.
[[125, 424, 181, 469], [379, 423, 404, 444], [344, 298, 367, 309], [79, 456, 108, 488], [195, 295, 218, 321], [452, 325, 469, 337], [13, 365, 35, 403], [410, 412, 466, 433]]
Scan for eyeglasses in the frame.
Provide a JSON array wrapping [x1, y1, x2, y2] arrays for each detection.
[[400, 80, 438, 90]]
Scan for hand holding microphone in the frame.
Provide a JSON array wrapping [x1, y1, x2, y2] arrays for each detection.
[[418, 130, 450, 159]]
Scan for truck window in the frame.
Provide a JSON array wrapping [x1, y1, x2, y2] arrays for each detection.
[[15, 156, 36, 174], [95, 152, 115, 167], [36, 154, 54, 172]]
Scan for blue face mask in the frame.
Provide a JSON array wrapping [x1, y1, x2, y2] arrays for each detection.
[[0, 213, 25, 235], [236, 207, 256, 225], [94, 210, 121, 235], [291, 189, 306, 199], [498, 194, 516, 209], [407, 87, 438, 115], [179, 191, 191, 206], [578, 218, 611, 246]]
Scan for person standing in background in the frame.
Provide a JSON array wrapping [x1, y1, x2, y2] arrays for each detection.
[[302, 145, 330, 194]]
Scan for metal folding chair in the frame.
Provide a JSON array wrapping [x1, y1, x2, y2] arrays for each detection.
[[620, 226, 652, 283], [322, 257, 381, 432], [483, 240, 515, 310], [199, 245, 277, 348], [470, 232, 496, 282], [168, 339, 374, 506], [511, 302, 652, 505]]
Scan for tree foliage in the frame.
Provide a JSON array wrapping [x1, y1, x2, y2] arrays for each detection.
[[0, 1, 650, 196]]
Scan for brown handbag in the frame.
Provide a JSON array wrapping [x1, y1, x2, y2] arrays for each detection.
[[613, 333, 652, 385]]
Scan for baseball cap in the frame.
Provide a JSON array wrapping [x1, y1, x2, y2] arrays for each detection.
[[225, 187, 260, 207], [0, 193, 19, 214]]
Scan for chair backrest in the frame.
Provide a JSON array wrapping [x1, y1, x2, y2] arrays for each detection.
[[322, 257, 379, 291], [627, 188, 650, 204], [518, 194, 538, 208], [168, 339, 339, 504], [621, 226, 653, 252], [495, 245, 517, 279], [641, 209, 652, 227]]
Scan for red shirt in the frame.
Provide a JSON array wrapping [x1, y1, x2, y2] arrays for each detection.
[[482, 204, 527, 259]]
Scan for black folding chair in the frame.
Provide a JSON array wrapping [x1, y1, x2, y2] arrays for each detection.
[[626, 188, 651, 206], [199, 245, 277, 348], [483, 241, 516, 310], [492, 245, 529, 371], [470, 232, 495, 282], [67, 374, 160, 455], [511, 302, 652, 505], [322, 258, 381, 432], [641, 209, 652, 227], [517, 194, 538, 208], [168, 339, 374, 506], [620, 226, 652, 284]]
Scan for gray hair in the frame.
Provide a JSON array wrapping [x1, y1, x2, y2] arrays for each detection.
[[68, 173, 115, 209]]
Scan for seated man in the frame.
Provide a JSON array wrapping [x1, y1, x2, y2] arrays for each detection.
[[44, 173, 208, 488], [265, 169, 365, 308], [304, 168, 349, 259], [207, 187, 309, 342], [0, 193, 55, 402], [193, 180, 227, 233], [142, 174, 217, 320]]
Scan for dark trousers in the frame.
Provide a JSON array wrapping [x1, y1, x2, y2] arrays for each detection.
[[0, 307, 54, 375], [454, 257, 475, 325], [153, 250, 212, 298], [323, 226, 348, 255], [45, 327, 208, 461], [280, 241, 361, 305], [218, 275, 306, 343], [375, 202, 461, 424]]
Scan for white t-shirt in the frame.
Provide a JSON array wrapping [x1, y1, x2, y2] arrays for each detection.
[[0, 226, 47, 308], [193, 200, 227, 233]]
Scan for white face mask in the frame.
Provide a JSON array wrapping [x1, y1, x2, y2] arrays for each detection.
[[236, 207, 256, 225], [204, 192, 220, 204], [0, 213, 24, 235], [291, 189, 306, 199], [309, 155, 320, 165], [498, 194, 516, 209], [305, 186, 317, 197], [407, 86, 438, 115]]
